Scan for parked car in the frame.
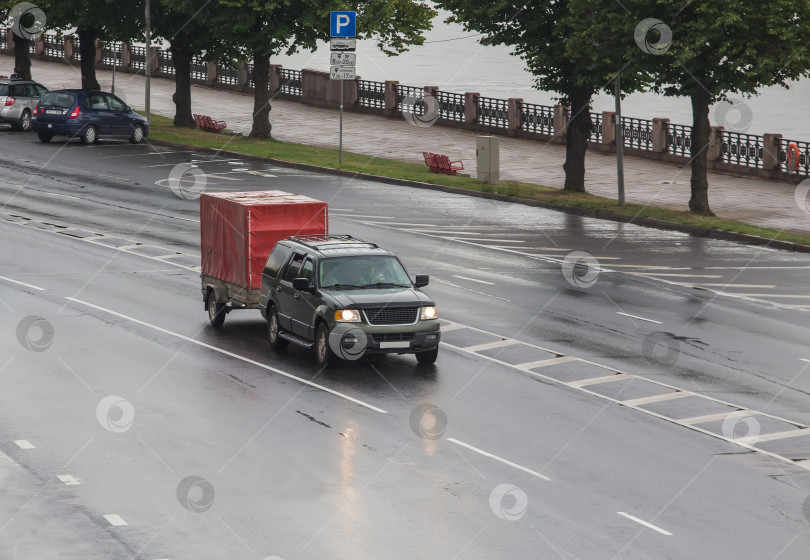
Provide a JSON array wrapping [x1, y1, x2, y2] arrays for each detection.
[[33, 89, 148, 144], [260, 235, 441, 366], [0, 78, 48, 131]]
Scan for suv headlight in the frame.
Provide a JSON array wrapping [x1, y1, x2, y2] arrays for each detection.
[[420, 306, 438, 320], [335, 309, 362, 322]]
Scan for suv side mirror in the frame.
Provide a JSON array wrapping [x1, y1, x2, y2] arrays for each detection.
[[413, 274, 429, 288], [293, 277, 314, 292]]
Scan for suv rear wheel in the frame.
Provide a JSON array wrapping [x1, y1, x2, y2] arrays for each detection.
[[315, 322, 336, 367], [267, 307, 288, 350]]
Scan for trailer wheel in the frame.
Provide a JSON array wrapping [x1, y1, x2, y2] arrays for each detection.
[[207, 291, 226, 327], [267, 307, 288, 350]]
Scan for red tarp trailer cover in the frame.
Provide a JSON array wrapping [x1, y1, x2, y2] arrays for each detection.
[[200, 191, 328, 289]]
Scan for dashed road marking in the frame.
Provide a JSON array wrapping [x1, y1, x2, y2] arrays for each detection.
[[516, 356, 578, 369], [57, 474, 80, 486], [617, 512, 673, 536], [451, 275, 495, 285], [568, 373, 634, 388], [0, 275, 45, 291], [446, 438, 551, 480], [615, 312, 661, 324], [463, 339, 520, 352], [621, 392, 692, 406], [679, 411, 756, 425], [103, 514, 128, 526], [13, 440, 35, 449]]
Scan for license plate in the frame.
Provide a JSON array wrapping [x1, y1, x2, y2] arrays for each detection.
[[380, 341, 410, 349], [46, 109, 64, 115]]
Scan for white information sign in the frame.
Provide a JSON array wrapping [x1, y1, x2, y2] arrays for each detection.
[[330, 52, 356, 66], [330, 66, 356, 80], [330, 38, 357, 51]]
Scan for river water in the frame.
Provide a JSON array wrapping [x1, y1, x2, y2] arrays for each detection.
[[272, 8, 810, 140]]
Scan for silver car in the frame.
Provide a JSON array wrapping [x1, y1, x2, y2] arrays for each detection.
[[0, 79, 48, 132]]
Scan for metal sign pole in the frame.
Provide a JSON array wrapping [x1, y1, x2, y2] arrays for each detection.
[[615, 73, 625, 206], [145, 0, 151, 124], [339, 80, 343, 166]]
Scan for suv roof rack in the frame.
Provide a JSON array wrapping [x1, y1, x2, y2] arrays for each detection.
[[288, 234, 379, 250]]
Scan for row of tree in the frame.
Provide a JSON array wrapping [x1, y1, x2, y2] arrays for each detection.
[[4, 1, 810, 215]]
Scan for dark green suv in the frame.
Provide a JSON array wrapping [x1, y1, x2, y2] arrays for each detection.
[[259, 235, 440, 366]]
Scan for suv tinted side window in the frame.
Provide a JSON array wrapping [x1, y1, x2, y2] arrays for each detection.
[[263, 244, 291, 279], [299, 258, 315, 283], [282, 252, 306, 282]]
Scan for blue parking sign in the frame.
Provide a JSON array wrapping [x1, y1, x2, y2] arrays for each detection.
[[330, 11, 356, 38]]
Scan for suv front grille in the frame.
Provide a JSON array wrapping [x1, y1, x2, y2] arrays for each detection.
[[364, 307, 418, 325]]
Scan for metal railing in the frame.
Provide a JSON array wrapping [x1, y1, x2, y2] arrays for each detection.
[[0, 28, 6, 46], [478, 96, 507, 128], [721, 131, 763, 168], [781, 138, 810, 176], [521, 103, 555, 135], [666, 123, 691, 157], [246, 62, 254, 88], [590, 112, 602, 143], [130, 45, 146, 70], [279, 68, 302, 96], [438, 90, 465, 122], [395, 84, 423, 112], [101, 42, 122, 66], [158, 50, 174, 75], [191, 55, 207, 81], [43, 34, 64, 58], [358, 79, 385, 108], [621, 116, 653, 150], [217, 64, 239, 86]]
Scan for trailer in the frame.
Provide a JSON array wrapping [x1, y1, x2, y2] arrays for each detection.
[[200, 191, 328, 326]]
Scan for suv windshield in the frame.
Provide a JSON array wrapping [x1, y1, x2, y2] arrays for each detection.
[[320, 256, 412, 288], [40, 92, 76, 108]]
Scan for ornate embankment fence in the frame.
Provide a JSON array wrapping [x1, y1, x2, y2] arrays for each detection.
[[2, 29, 808, 182]]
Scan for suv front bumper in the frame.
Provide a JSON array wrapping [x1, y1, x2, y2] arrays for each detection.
[[332, 323, 441, 355]]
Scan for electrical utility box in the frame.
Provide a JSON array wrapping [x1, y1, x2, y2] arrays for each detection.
[[476, 136, 500, 184]]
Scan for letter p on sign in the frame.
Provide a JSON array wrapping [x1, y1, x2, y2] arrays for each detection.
[[331, 11, 356, 38]]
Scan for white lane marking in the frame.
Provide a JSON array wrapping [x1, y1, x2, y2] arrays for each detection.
[[801, 358, 810, 364], [679, 410, 756, 425], [463, 339, 520, 352], [615, 312, 661, 324], [361, 221, 439, 227], [516, 355, 579, 369], [446, 438, 551, 481], [633, 273, 723, 278], [40, 191, 81, 200], [64, 298, 388, 414], [568, 373, 634, 388], [57, 474, 81, 485], [439, 323, 468, 332], [244, 170, 277, 177], [690, 283, 777, 288], [432, 277, 513, 303], [103, 514, 128, 526], [621, 392, 692, 406], [720, 294, 810, 299], [14, 440, 35, 449], [170, 216, 200, 223], [451, 275, 495, 285], [449, 238, 526, 243], [617, 512, 673, 536], [0, 275, 45, 291], [754, 428, 810, 443], [330, 214, 398, 219]]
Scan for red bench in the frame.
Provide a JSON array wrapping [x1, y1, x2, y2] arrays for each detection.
[[422, 151, 464, 175], [194, 114, 226, 133]]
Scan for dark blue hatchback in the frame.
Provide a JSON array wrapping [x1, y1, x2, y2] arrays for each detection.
[[33, 89, 149, 144]]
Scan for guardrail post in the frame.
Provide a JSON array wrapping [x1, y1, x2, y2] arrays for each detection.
[[709, 126, 724, 161], [652, 118, 669, 152], [554, 104, 568, 137], [384, 80, 398, 115], [601, 111, 615, 144], [206, 62, 217, 85], [507, 98, 522, 131], [763, 133, 782, 170], [465, 92, 479, 124], [64, 35, 74, 59]]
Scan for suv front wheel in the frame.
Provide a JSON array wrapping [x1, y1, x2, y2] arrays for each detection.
[[416, 348, 438, 365], [315, 322, 336, 367]]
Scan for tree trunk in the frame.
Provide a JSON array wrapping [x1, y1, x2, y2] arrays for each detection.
[[170, 41, 194, 127], [13, 35, 32, 80], [250, 52, 272, 139], [77, 28, 100, 90], [563, 85, 594, 192], [688, 91, 714, 215]]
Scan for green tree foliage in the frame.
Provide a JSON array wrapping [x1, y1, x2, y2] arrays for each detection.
[[568, 0, 810, 215], [436, 1, 648, 193], [221, 0, 435, 138]]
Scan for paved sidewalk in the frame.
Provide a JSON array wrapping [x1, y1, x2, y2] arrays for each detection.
[[6, 54, 810, 235]]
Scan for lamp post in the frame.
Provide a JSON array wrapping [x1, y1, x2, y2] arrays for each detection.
[[145, 0, 151, 124]]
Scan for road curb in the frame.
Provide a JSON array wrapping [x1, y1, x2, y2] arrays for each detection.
[[150, 139, 810, 254]]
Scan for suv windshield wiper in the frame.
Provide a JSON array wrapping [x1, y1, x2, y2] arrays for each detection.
[[361, 282, 412, 288], [321, 283, 366, 290]]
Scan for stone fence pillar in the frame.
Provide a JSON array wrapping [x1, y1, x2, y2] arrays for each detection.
[[601, 111, 615, 144], [148, 46, 160, 74], [5, 28, 14, 51], [121, 43, 131, 68], [709, 126, 724, 161], [554, 104, 568, 137], [465, 92, 479, 124], [206, 62, 217, 85], [238, 62, 250, 91], [268, 64, 281, 92], [94, 39, 102, 64], [35, 36, 45, 56], [652, 118, 669, 152], [384, 80, 398, 115], [763, 133, 782, 170], [64, 36, 74, 59], [507, 98, 522, 132]]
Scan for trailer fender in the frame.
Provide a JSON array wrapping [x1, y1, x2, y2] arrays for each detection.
[[203, 284, 226, 310]]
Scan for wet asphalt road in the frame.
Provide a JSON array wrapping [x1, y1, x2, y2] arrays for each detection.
[[1, 132, 810, 559]]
